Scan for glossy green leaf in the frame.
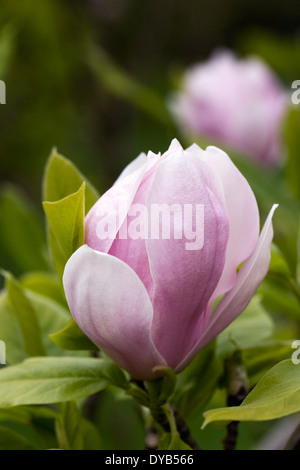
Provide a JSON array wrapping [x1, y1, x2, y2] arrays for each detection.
[[0, 406, 58, 450], [24, 290, 77, 357], [4, 273, 46, 357], [158, 431, 192, 451], [43, 182, 86, 278], [94, 388, 146, 450], [216, 295, 274, 357], [0, 283, 85, 364], [0, 290, 26, 364], [55, 401, 101, 450], [0, 186, 49, 274], [50, 318, 98, 352], [20, 271, 67, 307], [43, 148, 99, 213], [243, 340, 293, 386], [0, 424, 45, 450], [202, 359, 300, 427], [0, 357, 116, 407], [0, 271, 78, 362]]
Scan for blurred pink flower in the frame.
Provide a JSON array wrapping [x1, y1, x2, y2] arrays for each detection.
[[63, 139, 277, 380], [170, 51, 288, 167]]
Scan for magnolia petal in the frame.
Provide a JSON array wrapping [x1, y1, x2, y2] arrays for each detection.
[[187, 144, 260, 301], [147, 149, 229, 368], [176, 204, 277, 372], [63, 245, 166, 380], [85, 158, 150, 254], [109, 162, 158, 297]]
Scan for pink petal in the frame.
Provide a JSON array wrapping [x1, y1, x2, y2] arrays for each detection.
[[147, 149, 229, 368], [85, 157, 150, 254], [187, 144, 260, 302], [176, 204, 277, 372], [108, 156, 161, 297], [63, 245, 166, 380]]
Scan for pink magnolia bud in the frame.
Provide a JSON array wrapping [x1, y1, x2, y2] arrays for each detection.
[[63, 140, 277, 380], [170, 51, 288, 167]]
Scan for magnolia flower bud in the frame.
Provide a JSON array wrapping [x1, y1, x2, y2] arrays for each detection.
[[170, 51, 288, 167], [63, 139, 277, 380]]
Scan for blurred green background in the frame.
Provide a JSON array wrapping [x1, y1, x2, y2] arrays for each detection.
[[0, 0, 300, 202]]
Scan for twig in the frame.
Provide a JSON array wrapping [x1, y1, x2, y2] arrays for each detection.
[[223, 351, 248, 451], [151, 403, 201, 450]]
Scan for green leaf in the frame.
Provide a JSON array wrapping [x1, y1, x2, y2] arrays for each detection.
[[43, 183, 86, 278], [0, 406, 58, 450], [0, 290, 25, 364], [158, 432, 192, 451], [50, 318, 98, 352], [173, 341, 223, 418], [55, 401, 101, 450], [20, 271, 67, 307], [0, 424, 45, 450], [4, 273, 47, 357], [43, 148, 99, 213], [145, 366, 177, 406], [216, 295, 274, 357], [94, 388, 146, 450], [168, 433, 192, 451], [202, 359, 300, 427], [0, 284, 82, 364], [243, 340, 293, 386], [0, 357, 116, 407], [24, 290, 78, 357], [160, 404, 192, 450], [0, 186, 49, 274]]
